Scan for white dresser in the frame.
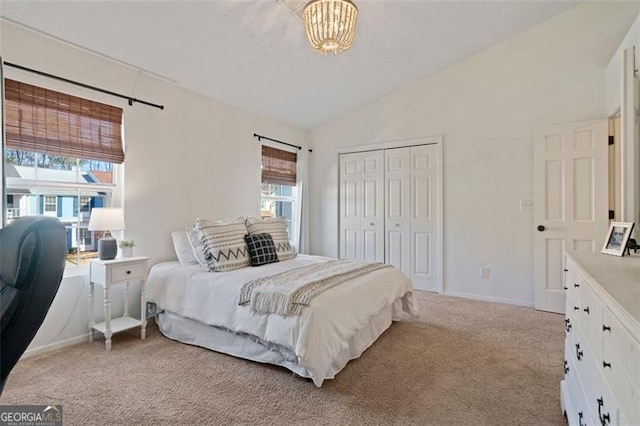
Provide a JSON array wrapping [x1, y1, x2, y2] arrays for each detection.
[[562, 252, 640, 426]]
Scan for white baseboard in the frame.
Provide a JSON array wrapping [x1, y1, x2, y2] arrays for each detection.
[[22, 334, 89, 359], [443, 291, 534, 308]]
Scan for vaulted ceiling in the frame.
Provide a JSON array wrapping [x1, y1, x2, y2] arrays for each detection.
[[1, 1, 578, 129]]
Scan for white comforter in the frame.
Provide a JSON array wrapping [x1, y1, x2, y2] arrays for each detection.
[[146, 255, 416, 386]]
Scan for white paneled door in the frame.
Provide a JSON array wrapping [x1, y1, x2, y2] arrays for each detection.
[[340, 143, 441, 292], [385, 148, 411, 274], [410, 145, 440, 292], [339, 150, 384, 262], [534, 119, 608, 313]]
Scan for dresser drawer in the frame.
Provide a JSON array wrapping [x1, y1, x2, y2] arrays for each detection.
[[564, 345, 591, 426], [603, 308, 640, 386], [110, 262, 147, 283], [580, 282, 604, 362], [603, 342, 640, 423], [565, 260, 582, 308], [579, 343, 619, 426]]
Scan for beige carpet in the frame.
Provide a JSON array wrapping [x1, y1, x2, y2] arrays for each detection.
[[1, 292, 566, 425]]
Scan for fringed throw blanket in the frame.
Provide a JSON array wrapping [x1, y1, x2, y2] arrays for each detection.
[[239, 260, 391, 317]]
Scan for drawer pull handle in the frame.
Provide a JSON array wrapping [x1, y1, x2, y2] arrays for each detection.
[[583, 307, 590, 314], [564, 268, 568, 272], [574, 306, 579, 311], [563, 360, 569, 374], [564, 318, 572, 332], [126, 270, 132, 275], [602, 361, 611, 369], [563, 285, 568, 291], [575, 343, 583, 361], [597, 397, 610, 425], [602, 324, 611, 332], [574, 283, 580, 288]]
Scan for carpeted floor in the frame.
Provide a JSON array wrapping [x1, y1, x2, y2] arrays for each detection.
[[1, 292, 566, 425]]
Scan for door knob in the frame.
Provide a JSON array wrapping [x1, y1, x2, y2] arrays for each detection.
[[537, 225, 546, 232]]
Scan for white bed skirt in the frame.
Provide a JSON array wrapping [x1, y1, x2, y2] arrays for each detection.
[[155, 302, 396, 386]]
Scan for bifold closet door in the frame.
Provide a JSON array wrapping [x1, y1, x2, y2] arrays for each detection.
[[384, 148, 411, 274], [339, 151, 384, 262], [385, 145, 440, 291], [409, 144, 440, 292]]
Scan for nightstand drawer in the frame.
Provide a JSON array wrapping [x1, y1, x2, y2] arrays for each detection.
[[111, 262, 146, 283]]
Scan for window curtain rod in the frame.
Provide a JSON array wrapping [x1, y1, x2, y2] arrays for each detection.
[[3, 61, 164, 110], [253, 133, 312, 152]]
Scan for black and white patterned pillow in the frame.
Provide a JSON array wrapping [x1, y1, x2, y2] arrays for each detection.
[[245, 233, 279, 266], [245, 217, 296, 261], [189, 217, 250, 272]]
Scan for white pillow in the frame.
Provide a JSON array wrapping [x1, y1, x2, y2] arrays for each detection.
[[245, 216, 296, 261], [189, 217, 250, 272], [171, 231, 199, 265]]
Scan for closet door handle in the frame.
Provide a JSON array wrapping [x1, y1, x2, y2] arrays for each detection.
[[602, 324, 611, 332], [583, 307, 590, 314], [603, 361, 611, 369]]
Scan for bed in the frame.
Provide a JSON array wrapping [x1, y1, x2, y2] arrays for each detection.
[[146, 253, 417, 387]]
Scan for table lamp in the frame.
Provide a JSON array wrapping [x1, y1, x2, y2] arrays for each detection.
[[88, 208, 125, 260]]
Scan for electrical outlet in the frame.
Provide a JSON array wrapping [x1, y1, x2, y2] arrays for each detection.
[[146, 302, 158, 318], [481, 267, 490, 279], [520, 200, 534, 211]]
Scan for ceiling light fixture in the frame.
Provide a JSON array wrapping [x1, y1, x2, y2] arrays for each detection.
[[302, 0, 358, 55]]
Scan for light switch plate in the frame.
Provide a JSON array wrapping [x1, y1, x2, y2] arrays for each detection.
[[520, 200, 534, 211]]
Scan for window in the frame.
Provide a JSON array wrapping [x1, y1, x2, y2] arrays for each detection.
[[4, 79, 124, 267], [80, 196, 92, 213], [43, 195, 57, 214], [261, 146, 298, 244]]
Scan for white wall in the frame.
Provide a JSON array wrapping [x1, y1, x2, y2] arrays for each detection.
[[308, 2, 640, 306], [1, 21, 309, 355]]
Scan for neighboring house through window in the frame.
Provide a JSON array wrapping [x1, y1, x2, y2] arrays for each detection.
[[260, 145, 298, 244], [4, 78, 125, 267]]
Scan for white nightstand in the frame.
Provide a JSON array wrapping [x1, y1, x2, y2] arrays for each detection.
[[89, 256, 150, 351]]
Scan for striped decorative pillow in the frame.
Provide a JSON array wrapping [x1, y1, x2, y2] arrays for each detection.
[[189, 217, 250, 272], [245, 217, 296, 261]]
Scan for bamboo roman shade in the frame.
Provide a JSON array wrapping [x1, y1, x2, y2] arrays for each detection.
[[4, 79, 125, 164], [262, 145, 297, 186]]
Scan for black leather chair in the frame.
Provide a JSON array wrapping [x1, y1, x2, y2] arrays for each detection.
[[0, 216, 66, 394]]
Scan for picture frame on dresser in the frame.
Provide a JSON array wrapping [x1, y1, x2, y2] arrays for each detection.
[[601, 222, 635, 256]]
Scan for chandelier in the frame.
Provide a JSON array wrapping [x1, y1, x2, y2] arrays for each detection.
[[302, 0, 358, 55]]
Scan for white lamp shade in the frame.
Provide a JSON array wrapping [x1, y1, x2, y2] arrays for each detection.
[[88, 208, 125, 231]]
